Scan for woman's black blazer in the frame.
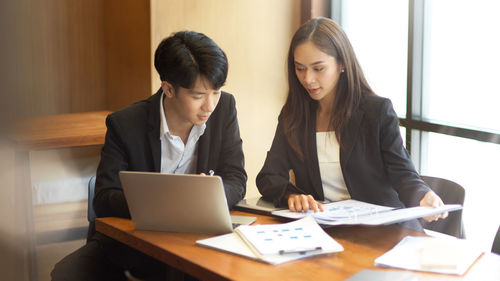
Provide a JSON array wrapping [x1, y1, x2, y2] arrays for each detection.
[[257, 94, 430, 209]]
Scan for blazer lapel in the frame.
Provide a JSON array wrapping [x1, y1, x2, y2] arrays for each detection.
[[340, 103, 364, 167], [147, 90, 162, 172], [196, 119, 211, 173], [306, 102, 325, 200]]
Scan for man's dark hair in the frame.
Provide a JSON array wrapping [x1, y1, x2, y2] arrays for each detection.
[[154, 31, 228, 91]]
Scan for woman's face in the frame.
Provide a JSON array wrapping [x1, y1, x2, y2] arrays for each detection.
[[293, 41, 343, 102]]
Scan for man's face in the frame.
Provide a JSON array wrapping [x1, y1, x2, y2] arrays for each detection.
[[162, 76, 221, 127]]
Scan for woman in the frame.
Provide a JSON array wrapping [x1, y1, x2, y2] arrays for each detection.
[[256, 17, 445, 228]]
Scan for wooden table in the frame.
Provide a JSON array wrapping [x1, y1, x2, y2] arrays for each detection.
[[96, 212, 500, 281], [9, 111, 110, 281]]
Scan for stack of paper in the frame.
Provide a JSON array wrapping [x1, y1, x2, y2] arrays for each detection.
[[196, 216, 343, 264], [375, 236, 483, 275], [345, 269, 418, 281], [272, 199, 462, 226]]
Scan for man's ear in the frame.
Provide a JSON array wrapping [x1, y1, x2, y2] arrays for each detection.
[[161, 81, 175, 98]]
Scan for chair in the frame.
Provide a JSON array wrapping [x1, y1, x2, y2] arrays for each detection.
[[87, 175, 96, 242], [492, 225, 500, 254], [419, 176, 466, 239], [124, 270, 144, 281]]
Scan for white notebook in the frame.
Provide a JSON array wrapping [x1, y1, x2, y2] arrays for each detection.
[[196, 216, 343, 264]]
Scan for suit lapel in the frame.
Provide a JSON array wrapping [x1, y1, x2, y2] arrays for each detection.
[[340, 103, 364, 167], [306, 102, 325, 199], [196, 119, 211, 173], [147, 90, 162, 172]]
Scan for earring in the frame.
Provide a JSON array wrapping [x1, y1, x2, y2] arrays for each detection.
[[165, 89, 174, 98], [341, 69, 345, 73]]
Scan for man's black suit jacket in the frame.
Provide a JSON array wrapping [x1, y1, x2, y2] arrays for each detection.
[[257, 94, 430, 210], [94, 89, 247, 219]]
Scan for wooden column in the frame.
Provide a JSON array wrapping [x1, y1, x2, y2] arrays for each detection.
[[301, 0, 332, 24]]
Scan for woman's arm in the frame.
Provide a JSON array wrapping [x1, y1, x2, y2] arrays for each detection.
[[378, 98, 437, 208], [256, 117, 322, 212]]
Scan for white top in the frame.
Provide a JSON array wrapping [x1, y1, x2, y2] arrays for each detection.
[[159, 92, 206, 174], [316, 131, 350, 201]]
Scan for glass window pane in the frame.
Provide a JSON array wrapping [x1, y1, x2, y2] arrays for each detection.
[[422, 0, 500, 133], [400, 126, 406, 147], [341, 0, 408, 117], [421, 132, 500, 250]]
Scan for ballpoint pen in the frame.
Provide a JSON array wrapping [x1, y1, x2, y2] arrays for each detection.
[[278, 246, 322, 255]]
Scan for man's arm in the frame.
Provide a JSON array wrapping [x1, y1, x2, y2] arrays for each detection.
[[217, 94, 247, 208], [93, 114, 131, 218]]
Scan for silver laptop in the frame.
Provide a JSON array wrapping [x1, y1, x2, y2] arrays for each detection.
[[119, 171, 255, 235]]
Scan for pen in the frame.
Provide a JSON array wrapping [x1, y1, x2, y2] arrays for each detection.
[[209, 170, 214, 176], [278, 246, 322, 255]]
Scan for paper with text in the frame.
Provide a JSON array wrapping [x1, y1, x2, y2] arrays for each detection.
[[235, 215, 341, 256], [272, 199, 462, 226]]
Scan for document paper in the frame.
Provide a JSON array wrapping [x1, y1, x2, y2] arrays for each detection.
[[272, 199, 462, 226]]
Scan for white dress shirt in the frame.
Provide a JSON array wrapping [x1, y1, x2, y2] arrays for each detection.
[[159, 92, 206, 174]]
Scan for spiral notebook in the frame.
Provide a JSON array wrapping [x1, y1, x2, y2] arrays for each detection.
[[196, 216, 343, 264]]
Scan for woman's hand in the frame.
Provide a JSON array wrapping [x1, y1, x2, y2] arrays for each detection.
[[420, 191, 448, 222], [287, 193, 324, 213]]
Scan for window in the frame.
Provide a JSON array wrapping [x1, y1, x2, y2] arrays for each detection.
[[421, 132, 500, 244], [422, 1, 500, 133], [335, 0, 500, 250], [340, 0, 408, 117]]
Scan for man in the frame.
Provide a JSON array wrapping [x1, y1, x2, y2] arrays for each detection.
[[52, 31, 246, 281]]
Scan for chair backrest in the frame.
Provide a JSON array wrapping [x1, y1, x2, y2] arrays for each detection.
[[492, 225, 500, 254], [87, 175, 96, 242], [420, 175, 466, 238], [124, 270, 144, 281]]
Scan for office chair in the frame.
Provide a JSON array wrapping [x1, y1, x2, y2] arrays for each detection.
[[492, 225, 500, 254], [124, 270, 144, 281], [420, 176, 466, 239], [87, 175, 96, 242]]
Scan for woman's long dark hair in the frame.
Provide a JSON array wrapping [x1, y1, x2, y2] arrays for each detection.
[[283, 17, 374, 160]]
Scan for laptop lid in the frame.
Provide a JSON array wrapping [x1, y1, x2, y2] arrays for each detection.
[[119, 171, 234, 235]]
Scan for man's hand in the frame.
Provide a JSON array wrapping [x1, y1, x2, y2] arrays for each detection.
[[287, 193, 324, 213]]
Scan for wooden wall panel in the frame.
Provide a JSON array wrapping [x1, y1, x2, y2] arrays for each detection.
[[10, 0, 152, 116], [103, 0, 151, 111], [301, 0, 332, 24], [21, 0, 107, 116]]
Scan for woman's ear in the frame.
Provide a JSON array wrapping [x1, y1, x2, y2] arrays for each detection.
[[161, 81, 175, 98]]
